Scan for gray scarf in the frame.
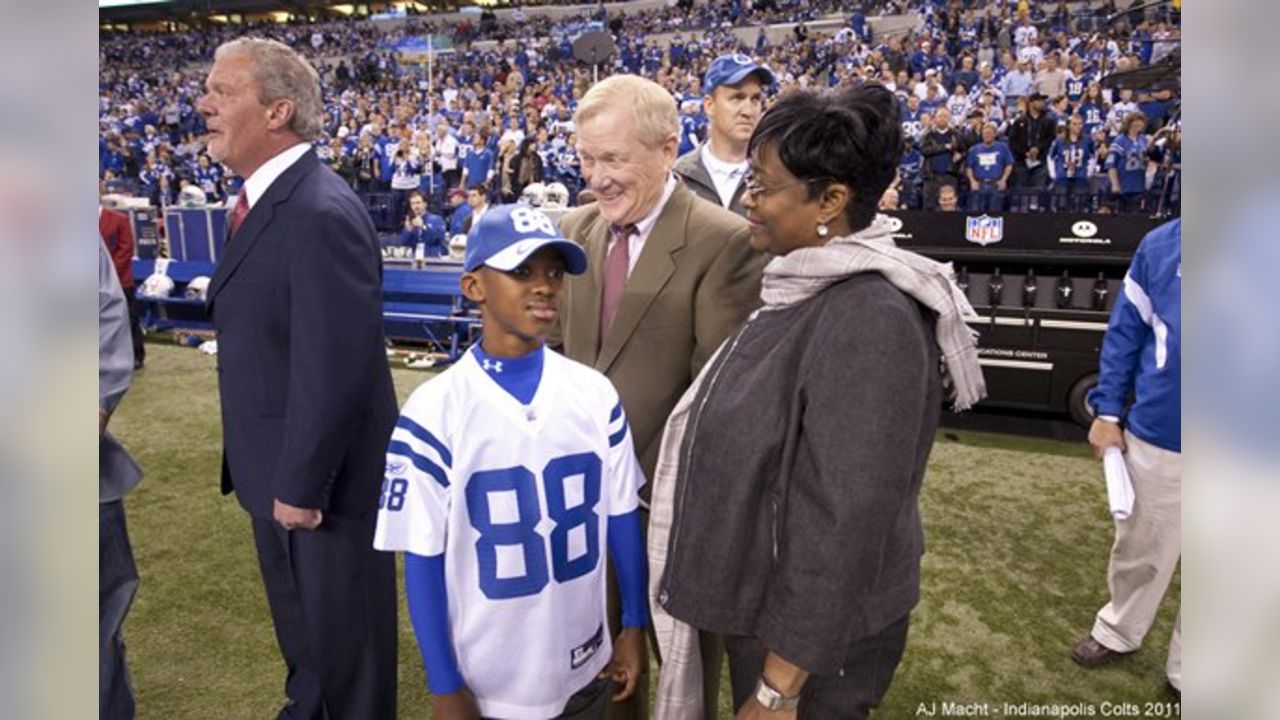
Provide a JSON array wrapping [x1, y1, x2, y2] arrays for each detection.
[[760, 213, 988, 411]]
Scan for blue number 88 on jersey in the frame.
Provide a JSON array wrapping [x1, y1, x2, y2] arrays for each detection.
[[465, 452, 602, 600]]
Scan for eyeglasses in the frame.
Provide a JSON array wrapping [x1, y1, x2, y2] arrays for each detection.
[[742, 170, 834, 198]]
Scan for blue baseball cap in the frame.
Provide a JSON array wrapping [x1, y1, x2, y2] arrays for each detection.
[[703, 53, 776, 95], [463, 204, 589, 275]]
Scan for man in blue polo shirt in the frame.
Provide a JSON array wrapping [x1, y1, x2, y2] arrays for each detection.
[[460, 132, 495, 192], [964, 122, 1014, 211], [1071, 219, 1181, 699]]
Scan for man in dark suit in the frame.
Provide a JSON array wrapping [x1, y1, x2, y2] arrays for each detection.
[[560, 73, 765, 720], [197, 37, 397, 719]]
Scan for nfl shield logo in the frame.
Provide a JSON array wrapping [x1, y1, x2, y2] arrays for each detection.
[[965, 215, 1004, 246]]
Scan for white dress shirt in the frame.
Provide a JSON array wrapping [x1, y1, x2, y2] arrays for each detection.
[[242, 142, 312, 210], [608, 174, 678, 278]]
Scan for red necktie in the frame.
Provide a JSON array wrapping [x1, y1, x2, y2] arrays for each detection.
[[228, 188, 250, 238], [599, 224, 636, 338]]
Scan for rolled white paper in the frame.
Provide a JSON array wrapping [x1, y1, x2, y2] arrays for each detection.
[[1103, 446, 1135, 520]]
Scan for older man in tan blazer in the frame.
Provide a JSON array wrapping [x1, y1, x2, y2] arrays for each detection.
[[559, 73, 765, 720]]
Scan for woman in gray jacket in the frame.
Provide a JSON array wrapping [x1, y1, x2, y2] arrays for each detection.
[[652, 84, 986, 720]]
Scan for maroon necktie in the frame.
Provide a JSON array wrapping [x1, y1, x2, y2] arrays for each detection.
[[599, 224, 636, 338], [228, 188, 250, 238]]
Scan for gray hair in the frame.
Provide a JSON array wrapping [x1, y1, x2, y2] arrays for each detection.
[[574, 74, 679, 149], [215, 38, 324, 141]]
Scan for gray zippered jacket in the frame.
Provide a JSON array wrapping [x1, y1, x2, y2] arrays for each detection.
[[673, 147, 748, 217], [659, 274, 941, 673]]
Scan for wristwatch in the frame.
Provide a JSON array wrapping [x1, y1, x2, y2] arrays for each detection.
[[754, 676, 801, 712]]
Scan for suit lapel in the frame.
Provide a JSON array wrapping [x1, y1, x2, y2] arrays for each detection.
[[208, 150, 317, 307], [576, 215, 608, 360], [596, 185, 691, 374]]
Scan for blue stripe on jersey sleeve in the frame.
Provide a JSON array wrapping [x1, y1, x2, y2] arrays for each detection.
[[396, 416, 454, 468], [608, 418, 629, 448], [609, 400, 623, 423], [388, 440, 450, 488]]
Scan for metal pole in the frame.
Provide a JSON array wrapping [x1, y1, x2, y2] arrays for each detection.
[[428, 33, 435, 201]]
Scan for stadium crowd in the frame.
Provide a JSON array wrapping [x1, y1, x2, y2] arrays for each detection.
[[99, 0, 1181, 241]]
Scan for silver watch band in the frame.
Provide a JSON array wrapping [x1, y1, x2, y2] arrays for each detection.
[[754, 676, 801, 712]]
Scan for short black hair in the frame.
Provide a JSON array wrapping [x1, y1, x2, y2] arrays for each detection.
[[748, 83, 902, 231]]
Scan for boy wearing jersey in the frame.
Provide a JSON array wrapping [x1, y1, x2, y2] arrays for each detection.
[[374, 204, 648, 720], [1078, 95, 1108, 138], [1063, 61, 1089, 108]]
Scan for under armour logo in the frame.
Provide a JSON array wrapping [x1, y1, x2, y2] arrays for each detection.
[[482, 359, 503, 373]]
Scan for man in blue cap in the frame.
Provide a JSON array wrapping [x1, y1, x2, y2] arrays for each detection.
[[674, 53, 775, 217]]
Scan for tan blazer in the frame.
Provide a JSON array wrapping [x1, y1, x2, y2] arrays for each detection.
[[559, 183, 765, 487]]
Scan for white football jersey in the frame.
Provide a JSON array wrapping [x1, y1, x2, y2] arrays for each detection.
[[374, 346, 644, 719]]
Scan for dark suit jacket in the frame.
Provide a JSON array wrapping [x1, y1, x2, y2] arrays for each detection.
[[208, 149, 397, 519], [559, 183, 765, 486]]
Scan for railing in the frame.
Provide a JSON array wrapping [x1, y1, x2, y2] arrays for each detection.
[[895, 186, 1180, 218]]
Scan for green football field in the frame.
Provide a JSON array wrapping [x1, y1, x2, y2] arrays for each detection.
[[110, 343, 1180, 719]]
